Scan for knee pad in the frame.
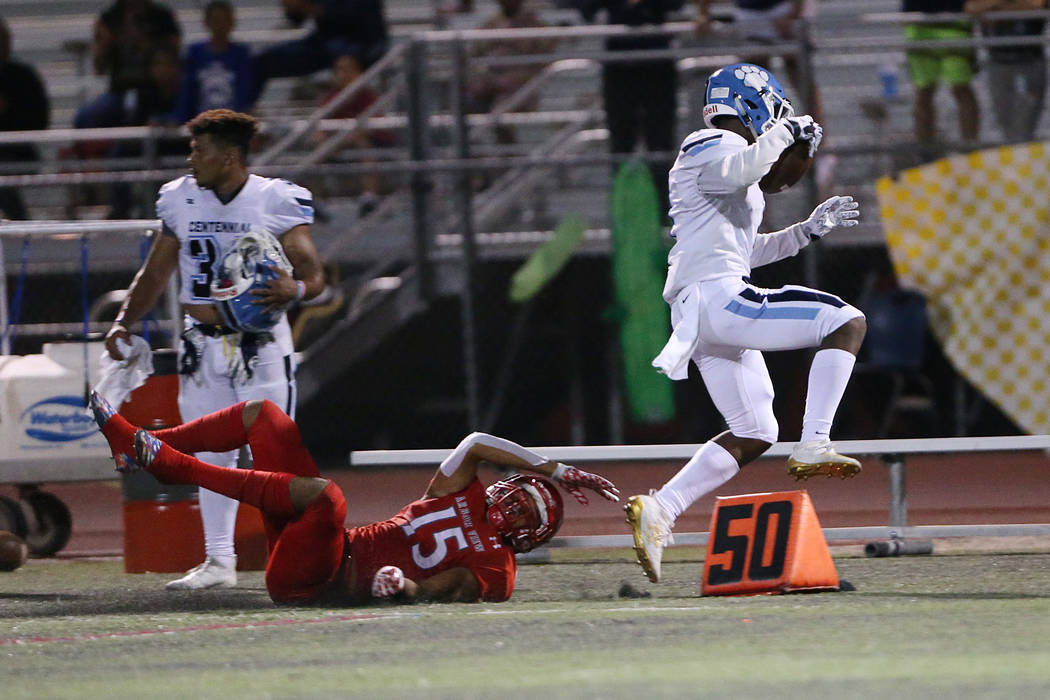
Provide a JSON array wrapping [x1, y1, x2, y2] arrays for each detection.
[[732, 410, 778, 445]]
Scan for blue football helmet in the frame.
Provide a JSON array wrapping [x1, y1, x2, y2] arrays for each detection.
[[703, 63, 794, 139], [210, 230, 294, 333]]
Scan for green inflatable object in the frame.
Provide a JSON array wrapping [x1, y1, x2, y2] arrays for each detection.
[[508, 214, 586, 303], [610, 161, 674, 423]]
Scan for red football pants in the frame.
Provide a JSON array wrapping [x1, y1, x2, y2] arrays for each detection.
[[154, 401, 347, 602]]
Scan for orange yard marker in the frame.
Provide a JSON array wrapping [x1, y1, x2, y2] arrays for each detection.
[[701, 490, 839, 596]]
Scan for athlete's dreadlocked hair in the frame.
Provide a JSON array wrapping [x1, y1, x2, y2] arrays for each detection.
[[186, 109, 258, 160]]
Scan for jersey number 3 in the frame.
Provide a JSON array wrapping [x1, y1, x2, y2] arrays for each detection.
[[401, 507, 468, 570], [189, 235, 218, 300]]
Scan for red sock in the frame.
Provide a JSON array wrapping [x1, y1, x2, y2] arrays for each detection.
[[153, 402, 249, 454], [99, 410, 136, 462], [148, 440, 296, 518]]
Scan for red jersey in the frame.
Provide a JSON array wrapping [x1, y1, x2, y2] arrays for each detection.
[[346, 479, 516, 602]]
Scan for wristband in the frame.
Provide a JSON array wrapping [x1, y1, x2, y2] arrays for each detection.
[[294, 280, 306, 301]]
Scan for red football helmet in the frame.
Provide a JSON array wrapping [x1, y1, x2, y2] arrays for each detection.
[[485, 474, 564, 553]]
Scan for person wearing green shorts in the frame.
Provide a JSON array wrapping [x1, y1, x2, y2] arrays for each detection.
[[902, 1, 980, 144]]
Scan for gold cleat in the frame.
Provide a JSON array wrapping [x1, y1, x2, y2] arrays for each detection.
[[624, 494, 674, 583], [787, 439, 862, 481]]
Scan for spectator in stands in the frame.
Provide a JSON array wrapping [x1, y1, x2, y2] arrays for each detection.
[[0, 17, 49, 220], [965, 0, 1047, 143], [134, 46, 183, 125], [173, 0, 255, 123], [468, 0, 556, 146], [571, 0, 684, 214], [902, 0, 980, 146], [74, 0, 181, 133], [314, 53, 397, 215], [252, 0, 390, 104], [109, 46, 186, 218]]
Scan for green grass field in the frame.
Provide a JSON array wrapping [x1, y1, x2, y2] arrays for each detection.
[[3, 546, 1050, 699]]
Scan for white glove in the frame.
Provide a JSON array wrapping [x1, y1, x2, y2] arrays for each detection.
[[780, 115, 823, 157], [371, 565, 405, 598], [800, 196, 860, 240]]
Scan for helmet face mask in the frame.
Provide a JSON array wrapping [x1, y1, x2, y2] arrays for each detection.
[[485, 474, 564, 553], [210, 230, 294, 333], [703, 63, 794, 139]]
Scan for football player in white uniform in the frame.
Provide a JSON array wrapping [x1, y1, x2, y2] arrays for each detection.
[[104, 109, 325, 590], [625, 64, 867, 583]]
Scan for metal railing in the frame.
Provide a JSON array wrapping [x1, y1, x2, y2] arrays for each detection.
[[0, 220, 178, 355]]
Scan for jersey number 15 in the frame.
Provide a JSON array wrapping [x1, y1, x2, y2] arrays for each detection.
[[401, 506, 468, 570]]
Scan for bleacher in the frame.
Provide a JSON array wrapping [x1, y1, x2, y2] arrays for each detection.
[[4, 0, 1025, 230], [4, 0, 1047, 417]]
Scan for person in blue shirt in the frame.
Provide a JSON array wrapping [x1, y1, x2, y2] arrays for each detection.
[[174, 0, 255, 122]]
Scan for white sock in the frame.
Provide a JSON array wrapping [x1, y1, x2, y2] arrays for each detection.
[[800, 348, 857, 443], [198, 450, 239, 561], [654, 441, 740, 521]]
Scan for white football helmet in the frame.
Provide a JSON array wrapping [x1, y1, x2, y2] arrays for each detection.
[[210, 230, 294, 333]]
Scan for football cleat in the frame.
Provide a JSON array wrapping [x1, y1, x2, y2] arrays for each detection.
[[113, 453, 136, 473], [133, 429, 162, 470], [89, 391, 117, 430], [90, 392, 136, 471], [624, 493, 675, 584], [165, 557, 237, 590], [788, 439, 862, 480]]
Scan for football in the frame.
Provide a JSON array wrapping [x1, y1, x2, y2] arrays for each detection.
[[0, 530, 28, 572], [759, 140, 813, 194]]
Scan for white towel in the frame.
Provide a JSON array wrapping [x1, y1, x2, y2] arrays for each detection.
[[94, 336, 154, 408], [652, 285, 702, 381]]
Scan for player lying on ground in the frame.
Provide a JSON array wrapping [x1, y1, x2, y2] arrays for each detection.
[[91, 393, 619, 604], [625, 62, 867, 584]]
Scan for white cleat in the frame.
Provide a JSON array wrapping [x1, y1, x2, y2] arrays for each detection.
[[165, 557, 237, 590], [788, 439, 862, 481], [624, 493, 675, 583]]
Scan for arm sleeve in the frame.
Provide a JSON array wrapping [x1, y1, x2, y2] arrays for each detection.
[[439, 432, 547, 476], [750, 223, 810, 268], [696, 122, 795, 194]]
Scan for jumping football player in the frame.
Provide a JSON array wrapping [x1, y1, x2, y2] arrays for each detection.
[[91, 393, 620, 604], [103, 109, 326, 590], [625, 63, 866, 583]]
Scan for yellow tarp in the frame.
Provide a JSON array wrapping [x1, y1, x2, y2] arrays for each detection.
[[876, 143, 1050, 434]]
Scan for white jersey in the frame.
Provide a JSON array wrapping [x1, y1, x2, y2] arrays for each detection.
[[662, 125, 808, 303], [156, 174, 314, 306]]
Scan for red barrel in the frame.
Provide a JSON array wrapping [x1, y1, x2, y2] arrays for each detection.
[[120, 349, 267, 573]]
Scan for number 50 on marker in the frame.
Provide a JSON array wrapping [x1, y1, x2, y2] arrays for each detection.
[[701, 491, 840, 596]]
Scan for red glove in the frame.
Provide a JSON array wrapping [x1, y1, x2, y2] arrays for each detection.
[[371, 565, 405, 598], [551, 463, 620, 505]]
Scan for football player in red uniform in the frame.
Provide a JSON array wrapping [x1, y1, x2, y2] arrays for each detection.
[[90, 392, 619, 604]]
